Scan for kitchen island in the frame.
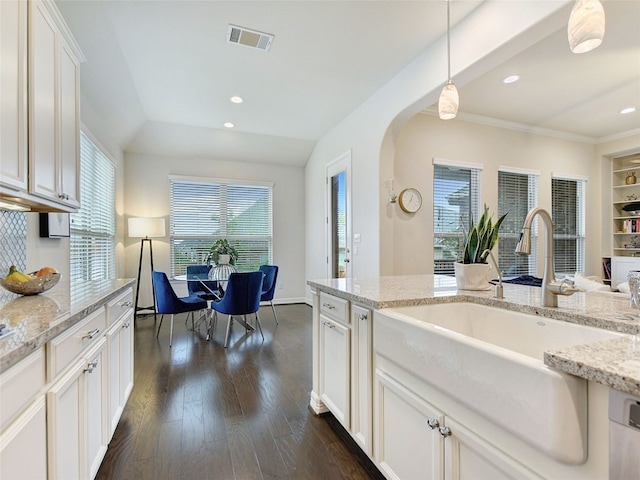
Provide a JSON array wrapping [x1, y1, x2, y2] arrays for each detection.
[[308, 274, 640, 479]]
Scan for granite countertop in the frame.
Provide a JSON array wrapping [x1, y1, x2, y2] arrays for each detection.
[[308, 275, 640, 396], [0, 279, 136, 373]]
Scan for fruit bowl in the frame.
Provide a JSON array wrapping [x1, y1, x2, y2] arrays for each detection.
[[0, 273, 61, 296]]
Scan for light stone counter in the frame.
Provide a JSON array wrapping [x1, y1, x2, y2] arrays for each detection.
[[0, 278, 136, 373], [308, 274, 640, 396]]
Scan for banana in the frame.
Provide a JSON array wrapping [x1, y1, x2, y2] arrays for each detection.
[[6, 266, 34, 283]]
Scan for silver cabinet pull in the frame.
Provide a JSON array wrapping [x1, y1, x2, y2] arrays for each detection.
[[439, 426, 452, 438], [357, 313, 368, 321], [322, 303, 336, 310], [427, 418, 440, 430], [120, 301, 132, 307], [323, 321, 335, 329], [122, 322, 131, 329], [84, 360, 98, 374], [82, 328, 100, 340]]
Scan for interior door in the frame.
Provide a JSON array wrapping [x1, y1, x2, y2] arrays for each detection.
[[327, 152, 351, 279]]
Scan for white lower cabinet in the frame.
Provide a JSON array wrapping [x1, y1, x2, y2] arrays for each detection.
[[105, 309, 134, 440], [374, 370, 539, 480], [319, 314, 351, 427], [352, 304, 372, 455], [48, 336, 107, 480], [0, 396, 47, 479]]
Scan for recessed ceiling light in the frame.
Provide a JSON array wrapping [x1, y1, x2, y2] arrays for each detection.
[[502, 75, 520, 84], [230, 96, 243, 104], [620, 107, 636, 115], [224, 122, 235, 128]]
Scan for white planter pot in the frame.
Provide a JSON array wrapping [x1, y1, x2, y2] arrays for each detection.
[[454, 262, 492, 291], [218, 254, 231, 265]]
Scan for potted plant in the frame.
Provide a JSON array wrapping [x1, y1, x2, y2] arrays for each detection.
[[204, 239, 239, 266], [454, 205, 507, 290]]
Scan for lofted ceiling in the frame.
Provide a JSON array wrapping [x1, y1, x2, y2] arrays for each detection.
[[56, 0, 640, 167]]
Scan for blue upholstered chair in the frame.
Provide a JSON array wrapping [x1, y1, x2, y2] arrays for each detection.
[[153, 271, 208, 347], [209, 271, 264, 348], [258, 265, 279, 325]]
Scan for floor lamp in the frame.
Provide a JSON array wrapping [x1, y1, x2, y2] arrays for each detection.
[[129, 217, 166, 323]]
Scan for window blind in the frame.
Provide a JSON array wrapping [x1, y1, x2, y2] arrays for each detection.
[[498, 170, 538, 276], [433, 163, 481, 274], [552, 177, 586, 275], [170, 179, 273, 277], [70, 132, 116, 299]]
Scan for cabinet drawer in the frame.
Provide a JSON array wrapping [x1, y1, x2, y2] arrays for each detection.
[[0, 348, 44, 431], [106, 289, 133, 327], [47, 307, 106, 380], [320, 292, 349, 325]]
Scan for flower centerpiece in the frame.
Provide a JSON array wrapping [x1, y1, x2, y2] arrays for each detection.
[[204, 239, 239, 266], [454, 205, 507, 290]]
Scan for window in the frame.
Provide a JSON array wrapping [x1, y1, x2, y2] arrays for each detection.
[[433, 159, 482, 274], [552, 176, 586, 275], [170, 177, 273, 277], [70, 132, 116, 298], [497, 169, 538, 276]]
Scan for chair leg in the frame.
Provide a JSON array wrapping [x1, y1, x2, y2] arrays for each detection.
[[270, 301, 278, 325], [224, 314, 233, 348], [156, 314, 165, 338], [169, 314, 175, 347], [255, 312, 264, 341]]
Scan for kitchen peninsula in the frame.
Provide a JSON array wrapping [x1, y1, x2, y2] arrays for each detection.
[[0, 279, 135, 479], [308, 274, 640, 479]]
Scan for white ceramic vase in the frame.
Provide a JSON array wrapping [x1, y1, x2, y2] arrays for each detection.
[[218, 254, 231, 265], [454, 262, 492, 291]]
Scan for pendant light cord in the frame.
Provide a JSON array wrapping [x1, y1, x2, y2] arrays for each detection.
[[446, 0, 451, 82]]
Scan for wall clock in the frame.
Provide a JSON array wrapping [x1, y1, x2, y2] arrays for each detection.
[[398, 188, 422, 213]]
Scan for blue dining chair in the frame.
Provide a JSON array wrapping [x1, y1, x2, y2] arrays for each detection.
[[209, 271, 264, 348], [153, 271, 208, 347], [259, 265, 279, 325]]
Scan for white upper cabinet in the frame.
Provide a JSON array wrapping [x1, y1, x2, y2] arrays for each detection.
[[0, 0, 83, 212], [0, 0, 28, 192]]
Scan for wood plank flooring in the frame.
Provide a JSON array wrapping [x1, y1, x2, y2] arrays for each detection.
[[97, 304, 383, 480]]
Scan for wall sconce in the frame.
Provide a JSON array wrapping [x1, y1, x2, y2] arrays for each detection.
[[385, 178, 397, 203]]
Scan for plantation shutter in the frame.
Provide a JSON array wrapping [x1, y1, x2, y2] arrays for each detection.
[[497, 168, 539, 276], [170, 177, 273, 276], [552, 175, 586, 275], [70, 131, 116, 299], [433, 158, 482, 274]]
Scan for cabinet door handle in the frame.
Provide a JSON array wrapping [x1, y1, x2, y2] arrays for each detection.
[[427, 418, 440, 430], [122, 322, 131, 329], [323, 321, 336, 329], [439, 426, 452, 438], [357, 313, 368, 321], [120, 301, 132, 307], [84, 360, 98, 374], [322, 303, 336, 310], [83, 328, 100, 340]]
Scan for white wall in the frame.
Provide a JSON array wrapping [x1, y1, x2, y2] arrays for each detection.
[[305, 1, 571, 298], [392, 113, 605, 277], [124, 153, 306, 306]]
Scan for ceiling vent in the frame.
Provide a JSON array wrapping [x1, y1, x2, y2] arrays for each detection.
[[227, 24, 274, 52]]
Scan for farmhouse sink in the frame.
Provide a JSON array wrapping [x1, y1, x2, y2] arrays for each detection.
[[374, 302, 626, 464]]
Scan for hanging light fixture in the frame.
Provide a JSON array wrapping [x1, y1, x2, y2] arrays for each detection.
[[439, 0, 458, 120], [568, 0, 605, 54]]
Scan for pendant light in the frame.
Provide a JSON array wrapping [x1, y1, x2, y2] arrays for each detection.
[[568, 0, 605, 54], [439, 0, 458, 120]]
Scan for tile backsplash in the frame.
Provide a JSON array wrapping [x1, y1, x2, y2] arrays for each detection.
[[0, 211, 27, 301]]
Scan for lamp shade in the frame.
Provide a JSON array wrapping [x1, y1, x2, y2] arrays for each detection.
[[568, 0, 605, 54], [438, 81, 459, 120], [128, 217, 166, 238]]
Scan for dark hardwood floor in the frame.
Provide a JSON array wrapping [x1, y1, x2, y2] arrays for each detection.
[[97, 304, 383, 480]]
